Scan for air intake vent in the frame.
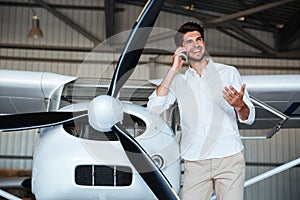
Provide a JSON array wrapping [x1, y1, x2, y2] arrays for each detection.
[[75, 165, 92, 186], [75, 165, 132, 186], [94, 166, 114, 186]]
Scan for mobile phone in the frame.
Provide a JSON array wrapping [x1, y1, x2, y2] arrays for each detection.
[[180, 50, 188, 62]]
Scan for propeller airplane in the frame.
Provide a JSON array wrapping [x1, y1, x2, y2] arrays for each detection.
[[0, 0, 300, 199]]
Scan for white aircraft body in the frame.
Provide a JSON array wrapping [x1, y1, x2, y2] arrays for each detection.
[[33, 101, 181, 199]]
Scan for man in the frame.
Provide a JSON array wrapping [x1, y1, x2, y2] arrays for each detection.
[[147, 22, 255, 200]]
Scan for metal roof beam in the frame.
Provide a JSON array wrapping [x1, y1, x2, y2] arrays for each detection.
[[216, 27, 260, 52], [0, 1, 123, 11], [105, 0, 115, 41], [277, 8, 300, 51], [207, 0, 294, 25], [221, 23, 276, 54], [117, 0, 217, 22], [232, 24, 276, 54]]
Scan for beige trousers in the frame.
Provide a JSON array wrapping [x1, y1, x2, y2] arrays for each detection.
[[181, 151, 245, 200]]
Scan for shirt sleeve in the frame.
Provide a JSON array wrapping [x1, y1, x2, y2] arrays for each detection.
[[239, 93, 255, 125], [231, 67, 255, 125], [147, 89, 177, 114]]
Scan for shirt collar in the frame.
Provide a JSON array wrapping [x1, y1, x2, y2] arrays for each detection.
[[187, 58, 214, 77]]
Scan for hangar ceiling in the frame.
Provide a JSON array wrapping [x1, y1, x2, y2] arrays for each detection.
[[1, 0, 300, 59], [120, 0, 300, 58]]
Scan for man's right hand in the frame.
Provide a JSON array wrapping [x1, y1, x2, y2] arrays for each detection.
[[156, 47, 187, 96], [172, 47, 188, 71]]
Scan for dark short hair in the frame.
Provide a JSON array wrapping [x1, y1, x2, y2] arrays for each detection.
[[174, 22, 204, 47]]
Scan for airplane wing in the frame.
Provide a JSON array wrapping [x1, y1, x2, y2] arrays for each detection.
[[2, 70, 299, 134], [0, 69, 155, 116], [0, 69, 76, 114], [240, 75, 300, 137], [149, 74, 300, 138]]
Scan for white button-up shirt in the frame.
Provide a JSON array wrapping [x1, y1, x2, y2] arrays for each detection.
[[147, 59, 255, 160]]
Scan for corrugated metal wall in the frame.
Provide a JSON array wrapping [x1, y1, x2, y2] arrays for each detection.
[[0, 1, 299, 199], [242, 129, 300, 200], [0, 130, 36, 169]]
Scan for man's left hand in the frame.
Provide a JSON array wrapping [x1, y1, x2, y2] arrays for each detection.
[[223, 84, 246, 111], [223, 84, 249, 120]]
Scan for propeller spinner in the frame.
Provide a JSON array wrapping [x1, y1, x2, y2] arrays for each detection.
[[88, 95, 123, 132]]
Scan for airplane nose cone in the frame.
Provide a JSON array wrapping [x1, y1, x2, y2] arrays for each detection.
[[88, 95, 123, 132]]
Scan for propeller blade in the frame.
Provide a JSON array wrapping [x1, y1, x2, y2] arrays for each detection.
[[107, 0, 165, 97], [112, 124, 179, 200], [0, 111, 87, 132], [106, 0, 179, 198]]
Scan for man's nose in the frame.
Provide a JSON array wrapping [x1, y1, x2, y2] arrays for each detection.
[[193, 40, 200, 47]]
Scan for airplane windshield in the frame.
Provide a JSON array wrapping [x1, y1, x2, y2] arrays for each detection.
[[60, 77, 155, 108], [63, 113, 146, 140]]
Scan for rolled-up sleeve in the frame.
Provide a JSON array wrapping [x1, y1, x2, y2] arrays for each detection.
[[147, 89, 176, 114], [238, 94, 255, 125], [231, 67, 255, 125]]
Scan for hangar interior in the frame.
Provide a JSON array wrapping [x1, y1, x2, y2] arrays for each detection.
[[0, 0, 300, 199]]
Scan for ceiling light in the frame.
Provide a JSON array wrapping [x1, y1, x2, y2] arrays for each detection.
[[189, 4, 195, 11], [28, 0, 44, 39], [28, 15, 44, 39], [276, 24, 284, 29], [183, 4, 195, 11], [237, 17, 245, 21]]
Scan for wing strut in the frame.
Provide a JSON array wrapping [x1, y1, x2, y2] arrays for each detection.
[[249, 96, 289, 139]]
